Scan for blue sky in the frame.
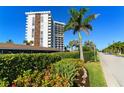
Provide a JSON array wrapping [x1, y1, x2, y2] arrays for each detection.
[[0, 6, 124, 50]]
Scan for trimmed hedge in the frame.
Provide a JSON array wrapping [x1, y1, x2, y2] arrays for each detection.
[[51, 52, 79, 59], [53, 51, 96, 62], [0, 53, 61, 83], [83, 51, 97, 62]]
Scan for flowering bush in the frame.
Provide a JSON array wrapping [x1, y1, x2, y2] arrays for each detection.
[[13, 70, 44, 87], [49, 58, 84, 87], [13, 59, 85, 87]]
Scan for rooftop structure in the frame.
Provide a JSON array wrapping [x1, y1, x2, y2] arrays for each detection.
[[0, 43, 60, 54]]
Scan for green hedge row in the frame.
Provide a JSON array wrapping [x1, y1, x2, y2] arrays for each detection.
[[0, 51, 95, 86], [0, 53, 61, 83], [13, 58, 84, 87], [53, 51, 96, 62], [51, 52, 79, 59], [83, 51, 97, 62]]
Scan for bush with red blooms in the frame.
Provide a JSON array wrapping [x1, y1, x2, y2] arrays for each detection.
[[13, 59, 85, 87]]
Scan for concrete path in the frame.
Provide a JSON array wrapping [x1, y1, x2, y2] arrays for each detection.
[[99, 52, 124, 87]]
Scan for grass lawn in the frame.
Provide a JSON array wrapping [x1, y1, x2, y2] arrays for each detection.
[[85, 62, 107, 87]]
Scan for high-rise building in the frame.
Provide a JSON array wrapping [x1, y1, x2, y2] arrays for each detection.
[[25, 11, 65, 51], [25, 11, 52, 48], [52, 21, 65, 51]]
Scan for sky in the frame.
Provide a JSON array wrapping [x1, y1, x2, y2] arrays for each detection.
[[0, 6, 124, 50]]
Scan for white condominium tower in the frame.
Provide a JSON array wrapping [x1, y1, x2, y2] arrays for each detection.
[[25, 11, 65, 51]]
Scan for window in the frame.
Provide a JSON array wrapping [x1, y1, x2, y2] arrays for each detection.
[[41, 31, 43, 37], [41, 31, 43, 34], [41, 38, 43, 43], [32, 29, 35, 37], [41, 16, 43, 22], [32, 17, 35, 26], [41, 24, 43, 28]]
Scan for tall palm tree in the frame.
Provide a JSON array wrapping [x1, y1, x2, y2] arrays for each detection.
[[64, 8, 99, 60], [69, 40, 74, 51]]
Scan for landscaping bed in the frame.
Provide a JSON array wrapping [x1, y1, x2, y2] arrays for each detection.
[[0, 52, 101, 87], [12, 59, 89, 87]]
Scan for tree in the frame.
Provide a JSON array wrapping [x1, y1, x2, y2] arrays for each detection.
[[64, 8, 99, 60], [84, 40, 97, 61], [84, 40, 96, 51], [29, 40, 33, 46], [23, 40, 29, 45], [69, 40, 74, 51], [102, 41, 124, 55], [6, 39, 14, 43], [23, 40, 33, 46], [73, 40, 79, 51]]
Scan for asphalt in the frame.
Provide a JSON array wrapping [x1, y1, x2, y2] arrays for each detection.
[[99, 52, 124, 87]]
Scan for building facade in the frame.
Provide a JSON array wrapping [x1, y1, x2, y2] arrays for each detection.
[[52, 21, 65, 51], [25, 11, 52, 48], [25, 11, 65, 51]]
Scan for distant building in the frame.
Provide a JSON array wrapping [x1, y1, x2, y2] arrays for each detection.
[[25, 11, 65, 51], [52, 21, 64, 51]]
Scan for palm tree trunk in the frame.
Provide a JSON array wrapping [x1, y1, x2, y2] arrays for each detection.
[[78, 32, 84, 61]]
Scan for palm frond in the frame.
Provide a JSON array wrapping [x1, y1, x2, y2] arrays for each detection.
[[83, 14, 100, 24], [70, 8, 79, 19], [84, 24, 93, 31], [79, 8, 89, 16], [81, 24, 93, 35], [64, 18, 74, 31], [81, 25, 90, 35]]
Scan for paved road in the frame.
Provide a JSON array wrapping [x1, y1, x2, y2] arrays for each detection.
[[99, 52, 124, 87]]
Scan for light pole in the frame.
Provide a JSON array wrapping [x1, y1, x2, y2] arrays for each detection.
[[94, 45, 96, 62]]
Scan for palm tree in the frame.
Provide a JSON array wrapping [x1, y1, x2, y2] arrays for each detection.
[[6, 39, 14, 43], [23, 40, 29, 45], [66, 45, 70, 51], [69, 40, 74, 51], [102, 41, 124, 55], [29, 40, 33, 46], [23, 40, 33, 46], [84, 40, 95, 51], [73, 40, 79, 51], [64, 8, 99, 60]]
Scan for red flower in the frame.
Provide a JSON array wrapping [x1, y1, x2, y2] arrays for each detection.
[[12, 83, 16, 87]]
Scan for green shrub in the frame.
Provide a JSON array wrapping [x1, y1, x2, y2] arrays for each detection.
[[0, 53, 61, 84], [53, 51, 97, 62], [84, 51, 97, 62], [48, 58, 84, 87], [13, 70, 44, 87], [13, 58, 84, 87], [51, 52, 79, 59], [0, 51, 95, 86], [0, 78, 9, 87]]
